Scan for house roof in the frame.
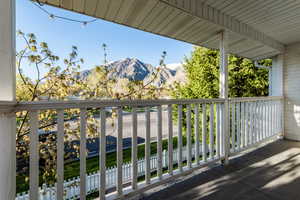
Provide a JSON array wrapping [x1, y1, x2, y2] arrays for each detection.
[[38, 0, 298, 60]]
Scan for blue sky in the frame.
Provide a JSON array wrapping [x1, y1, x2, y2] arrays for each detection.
[[16, 0, 193, 78]]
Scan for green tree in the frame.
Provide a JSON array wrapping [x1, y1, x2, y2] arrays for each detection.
[[172, 46, 270, 99]]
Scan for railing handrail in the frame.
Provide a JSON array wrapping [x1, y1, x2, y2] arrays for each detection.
[[0, 98, 225, 112], [0, 96, 283, 112], [229, 96, 283, 102]]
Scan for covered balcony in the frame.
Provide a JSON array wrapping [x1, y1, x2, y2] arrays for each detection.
[[0, 0, 298, 200]]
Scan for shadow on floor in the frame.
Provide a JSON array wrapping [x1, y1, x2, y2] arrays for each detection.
[[143, 140, 300, 200]]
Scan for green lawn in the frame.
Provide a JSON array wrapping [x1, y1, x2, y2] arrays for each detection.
[[16, 136, 191, 193]]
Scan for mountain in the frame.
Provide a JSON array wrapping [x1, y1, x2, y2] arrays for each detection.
[[79, 58, 185, 86], [106, 58, 153, 81], [165, 63, 186, 85]]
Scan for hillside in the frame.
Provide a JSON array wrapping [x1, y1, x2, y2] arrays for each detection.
[[78, 58, 185, 86]]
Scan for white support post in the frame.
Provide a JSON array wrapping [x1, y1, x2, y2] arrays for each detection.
[[270, 55, 283, 97], [0, 0, 16, 199], [0, 0, 15, 100], [219, 30, 230, 165], [270, 55, 284, 137]]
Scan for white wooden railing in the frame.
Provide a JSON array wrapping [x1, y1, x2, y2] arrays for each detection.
[[229, 97, 283, 154], [0, 96, 283, 200]]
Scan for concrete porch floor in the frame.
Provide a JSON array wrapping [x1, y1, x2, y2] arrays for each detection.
[[143, 140, 300, 200]]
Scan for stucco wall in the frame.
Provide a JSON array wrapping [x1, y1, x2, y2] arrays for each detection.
[[283, 42, 300, 141]]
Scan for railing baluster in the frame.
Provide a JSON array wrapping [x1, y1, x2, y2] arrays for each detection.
[[249, 102, 253, 145], [219, 104, 224, 156], [269, 101, 272, 135], [263, 101, 267, 139], [231, 103, 235, 152], [168, 105, 173, 174], [270, 101, 273, 136], [80, 108, 87, 200], [99, 109, 106, 199], [241, 102, 245, 148], [57, 110, 64, 200], [279, 101, 282, 133], [252, 103, 256, 143], [264, 102, 267, 138], [280, 100, 283, 133], [260, 101, 265, 140], [216, 104, 220, 158], [270, 102, 273, 135], [278, 101, 280, 133], [117, 108, 123, 196], [254, 102, 257, 141], [194, 104, 200, 165], [265, 101, 269, 138], [274, 102, 277, 133], [256, 102, 259, 141], [259, 102, 263, 141], [145, 107, 151, 184], [244, 102, 248, 146], [276, 101, 279, 133], [186, 104, 192, 168], [255, 102, 258, 142], [157, 106, 163, 180], [255, 102, 258, 141], [29, 111, 39, 200], [254, 102, 258, 142], [131, 107, 138, 190], [265, 102, 268, 138], [272, 102, 275, 135], [202, 104, 207, 162], [236, 103, 241, 151], [259, 102, 262, 140], [254, 102, 258, 141], [209, 104, 214, 159], [272, 101, 274, 136], [274, 101, 278, 134], [178, 105, 183, 171]]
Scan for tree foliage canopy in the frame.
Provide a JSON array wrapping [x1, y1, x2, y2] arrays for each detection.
[[172, 46, 270, 99]]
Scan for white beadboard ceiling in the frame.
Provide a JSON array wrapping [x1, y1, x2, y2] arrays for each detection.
[[36, 0, 300, 60]]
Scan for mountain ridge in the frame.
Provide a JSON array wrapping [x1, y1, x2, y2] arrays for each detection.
[[79, 58, 185, 86]]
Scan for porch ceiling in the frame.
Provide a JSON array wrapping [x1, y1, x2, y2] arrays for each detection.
[[37, 0, 297, 60]]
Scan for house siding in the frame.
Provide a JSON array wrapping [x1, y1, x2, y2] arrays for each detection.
[[284, 42, 300, 141]]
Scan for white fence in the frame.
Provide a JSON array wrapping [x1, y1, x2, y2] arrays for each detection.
[[16, 145, 206, 200]]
